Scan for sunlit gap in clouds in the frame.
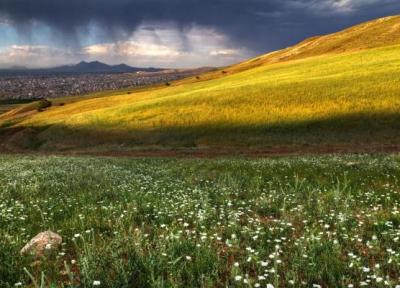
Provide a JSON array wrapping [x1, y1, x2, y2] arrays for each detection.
[[0, 20, 253, 68]]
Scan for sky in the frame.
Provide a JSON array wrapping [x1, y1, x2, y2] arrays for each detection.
[[0, 0, 399, 68]]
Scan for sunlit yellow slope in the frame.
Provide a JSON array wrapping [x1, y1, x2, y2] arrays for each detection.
[[229, 15, 400, 73]]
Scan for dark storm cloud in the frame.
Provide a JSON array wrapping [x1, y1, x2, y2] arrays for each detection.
[[0, 0, 399, 53]]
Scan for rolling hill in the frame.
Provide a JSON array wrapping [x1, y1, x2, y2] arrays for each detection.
[[191, 15, 400, 79], [1, 15, 400, 154]]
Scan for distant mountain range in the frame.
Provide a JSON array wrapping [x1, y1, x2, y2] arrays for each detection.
[[0, 61, 164, 74]]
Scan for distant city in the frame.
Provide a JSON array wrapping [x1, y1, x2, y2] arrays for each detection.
[[0, 61, 215, 100]]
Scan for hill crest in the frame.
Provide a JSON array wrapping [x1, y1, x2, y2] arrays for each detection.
[[228, 15, 400, 73]]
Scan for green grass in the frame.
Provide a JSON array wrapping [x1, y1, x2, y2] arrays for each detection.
[[1, 154, 400, 287]]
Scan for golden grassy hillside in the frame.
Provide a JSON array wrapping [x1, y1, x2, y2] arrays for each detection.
[[230, 15, 400, 73], [1, 15, 400, 153], [186, 15, 400, 81]]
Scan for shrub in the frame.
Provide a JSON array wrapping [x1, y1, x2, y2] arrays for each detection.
[[36, 99, 52, 112]]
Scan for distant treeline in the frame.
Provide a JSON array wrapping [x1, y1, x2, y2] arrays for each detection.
[[0, 98, 41, 105]]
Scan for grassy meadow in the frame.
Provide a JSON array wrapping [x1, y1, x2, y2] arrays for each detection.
[[1, 154, 400, 287]]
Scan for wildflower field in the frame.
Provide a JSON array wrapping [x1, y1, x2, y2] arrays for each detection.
[[1, 154, 400, 287]]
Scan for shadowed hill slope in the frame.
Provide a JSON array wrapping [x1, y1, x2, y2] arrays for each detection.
[[1, 15, 400, 154]]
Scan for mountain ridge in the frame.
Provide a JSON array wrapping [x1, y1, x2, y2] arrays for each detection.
[[0, 61, 165, 74]]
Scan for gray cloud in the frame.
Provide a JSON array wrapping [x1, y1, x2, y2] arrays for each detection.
[[0, 25, 253, 68], [0, 0, 399, 60]]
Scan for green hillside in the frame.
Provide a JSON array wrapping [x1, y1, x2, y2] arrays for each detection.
[[1, 15, 400, 154]]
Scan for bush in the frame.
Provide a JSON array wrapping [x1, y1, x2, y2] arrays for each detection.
[[36, 99, 52, 112]]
